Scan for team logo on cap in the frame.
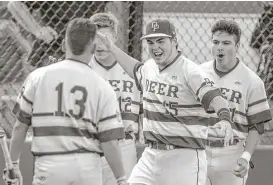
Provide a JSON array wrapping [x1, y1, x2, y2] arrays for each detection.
[[151, 22, 159, 31]]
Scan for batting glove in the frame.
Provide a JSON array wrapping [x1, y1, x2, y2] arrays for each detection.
[[3, 162, 23, 185]]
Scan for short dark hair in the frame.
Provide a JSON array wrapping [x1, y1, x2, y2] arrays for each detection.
[[65, 18, 97, 55], [211, 20, 241, 44]]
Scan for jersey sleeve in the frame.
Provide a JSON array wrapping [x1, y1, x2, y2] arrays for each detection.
[[12, 72, 37, 125], [247, 78, 272, 126], [185, 64, 222, 112], [97, 87, 125, 142], [133, 62, 144, 91]]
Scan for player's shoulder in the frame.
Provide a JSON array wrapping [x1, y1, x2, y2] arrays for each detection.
[[181, 56, 206, 75], [239, 62, 264, 86], [181, 56, 200, 68], [139, 58, 156, 73], [143, 58, 156, 68], [88, 68, 114, 90], [200, 60, 214, 68], [25, 65, 49, 82]]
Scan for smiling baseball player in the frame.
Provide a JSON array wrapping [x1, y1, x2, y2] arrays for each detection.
[[96, 18, 234, 185]]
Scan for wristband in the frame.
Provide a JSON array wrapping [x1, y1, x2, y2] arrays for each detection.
[[241, 151, 251, 162], [217, 108, 231, 123], [117, 175, 126, 183]]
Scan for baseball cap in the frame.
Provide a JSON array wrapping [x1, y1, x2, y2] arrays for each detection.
[[140, 19, 176, 40]]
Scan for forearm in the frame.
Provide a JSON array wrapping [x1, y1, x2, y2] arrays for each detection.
[[101, 140, 126, 180], [209, 96, 230, 118], [110, 44, 139, 78], [10, 121, 29, 162], [244, 129, 260, 156]]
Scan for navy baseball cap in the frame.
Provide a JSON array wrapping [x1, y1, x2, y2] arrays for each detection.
[[140, 19, 176, 40]]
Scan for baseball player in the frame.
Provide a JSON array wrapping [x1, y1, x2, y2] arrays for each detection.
[[97, 19, 234, 185], [202, 20, 272, 185], [4, 18, 127, 185], [89, 13, 142, 185]]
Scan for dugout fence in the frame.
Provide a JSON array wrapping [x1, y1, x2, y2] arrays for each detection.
[[0, 1, 273, 143]]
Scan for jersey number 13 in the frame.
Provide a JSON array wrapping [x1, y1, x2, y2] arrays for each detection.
[[55, 82, 87, 119]]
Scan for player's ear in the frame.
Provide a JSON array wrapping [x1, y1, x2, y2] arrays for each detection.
[[235, 42, 240, 52], [61, 40, 66, 52], [113, 32, 118, 43], [91, 43, 96, 54], [172, 37, 178, 48]]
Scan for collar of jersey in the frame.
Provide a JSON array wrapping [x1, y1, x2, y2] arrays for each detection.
[[66, 58, 92, 68], [159, 51, 182, 72], [94, 56, 117, 71], [213, 58, 240, 78]]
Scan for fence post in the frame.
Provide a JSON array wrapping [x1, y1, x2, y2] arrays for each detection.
[[127, 1, 144, 62]]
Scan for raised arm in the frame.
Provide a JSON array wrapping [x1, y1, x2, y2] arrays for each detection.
[[97, 32, 139, 78]]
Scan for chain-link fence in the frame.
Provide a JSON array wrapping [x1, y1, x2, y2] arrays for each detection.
[[0, 1, 272, 144]]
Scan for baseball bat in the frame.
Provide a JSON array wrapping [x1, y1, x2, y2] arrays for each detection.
[[0, 129, 16, 179]]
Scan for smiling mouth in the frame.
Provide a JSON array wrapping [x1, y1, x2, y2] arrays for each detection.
[[153, 52, 163, 58], [96, 50, 108, 53]]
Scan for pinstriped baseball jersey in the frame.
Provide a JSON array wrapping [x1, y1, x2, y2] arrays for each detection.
[[134, 53, 222, 149], [13, 59, 124, 156], [201, 59, 272, 140], [89, 57, 141, 134]]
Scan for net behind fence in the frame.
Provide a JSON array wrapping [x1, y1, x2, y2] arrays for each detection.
[[0, 1, 272, 144]]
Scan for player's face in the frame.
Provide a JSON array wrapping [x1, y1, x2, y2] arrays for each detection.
[[211, 31, 239, 67], [146, 37, 174, 66], [95, 27, 117, 60]]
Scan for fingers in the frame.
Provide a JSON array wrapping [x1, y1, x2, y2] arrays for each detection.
[[233, 158, 248, 178], [209, 124, 221, 129], [47, 26, 58, 38], [96, 32, 105, 39], [48, 56, 57, 63], [233, 165, 247, 178]]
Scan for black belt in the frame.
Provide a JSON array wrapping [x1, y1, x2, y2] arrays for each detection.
[[206, 139, 240, 148], [147, 140, 182, 150], [33, 148, 103, 157]]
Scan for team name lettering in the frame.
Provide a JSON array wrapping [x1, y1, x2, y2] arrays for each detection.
[[220, 88, 242, 104], [145, 79, 179, 98], [108, 80, 134, 93]]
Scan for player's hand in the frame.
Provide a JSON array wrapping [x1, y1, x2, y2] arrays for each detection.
[[48, 56, 62, 64], [209, 120, 234, 147], [233, 158, 248, 178], [35, 26, 58, 44], [3, 164, 23, 185], [96, 32, 114, 50]]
